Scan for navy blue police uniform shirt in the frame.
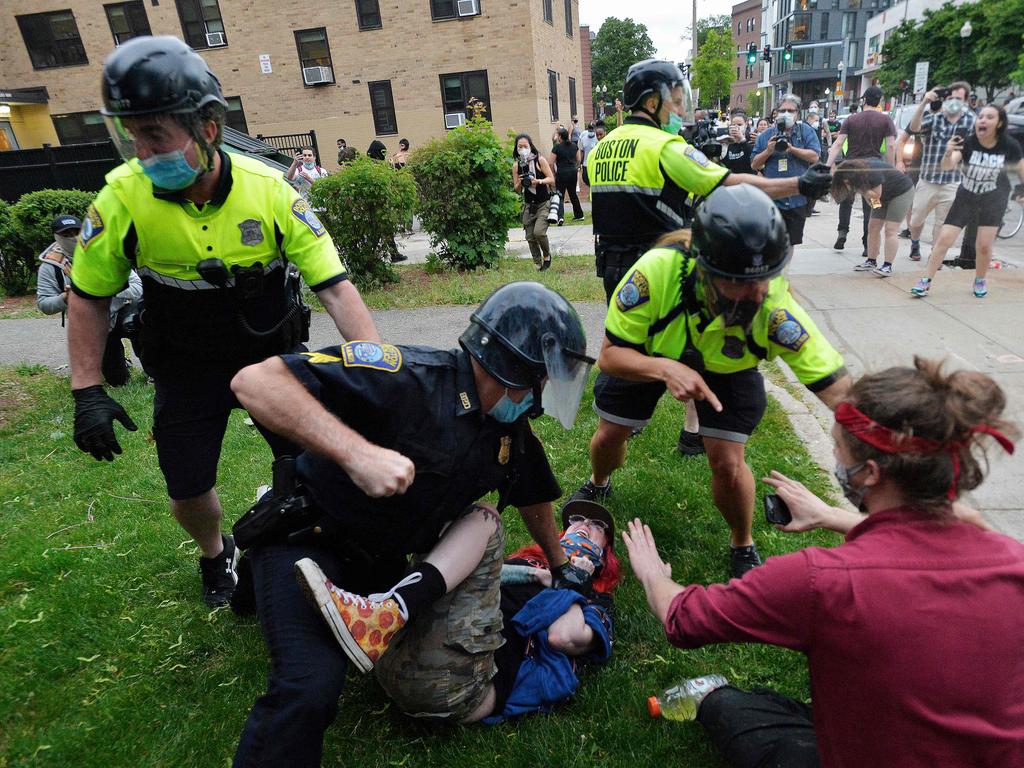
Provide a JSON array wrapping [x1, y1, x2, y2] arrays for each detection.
[[280, 342, 562, 557]]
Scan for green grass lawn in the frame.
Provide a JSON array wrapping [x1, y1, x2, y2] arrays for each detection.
[[0, 365, 840, 767]]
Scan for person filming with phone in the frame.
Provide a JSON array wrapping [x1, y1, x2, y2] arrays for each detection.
[[623, 357, 1023, 768]]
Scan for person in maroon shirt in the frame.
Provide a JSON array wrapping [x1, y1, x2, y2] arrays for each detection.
[[624, 357, 1022, 768]]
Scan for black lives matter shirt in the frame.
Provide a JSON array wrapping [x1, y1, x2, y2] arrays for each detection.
[[959, 134, 1023, 197]]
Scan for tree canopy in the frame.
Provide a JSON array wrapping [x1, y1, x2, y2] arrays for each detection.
[[686, 14, 732, 49], [591, 16, 657, 99], [691, 28, 736, 110]]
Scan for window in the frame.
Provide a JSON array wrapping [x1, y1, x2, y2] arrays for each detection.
[[368, 80, 398, 135], [543, 0, 553, 24], [737, 21, 742, 33], [176, 0, 226, 49], [294, 28, 335, 85], [841, 11, 856, 37], [846, 39, 859, 68], [867, 34, 879, 54], [822, 46, 831, 69], [791, 47, 812, 71], [440, 70, 491, 122], [547, 69, 558, 121], [792, 12, 811, 40], [737, 66, 741, 79], [819, 11, 829, 38], [355, 0, 382, 29], [105, 2, 151, 45], [564, 0, 573, 36], [224, 96, 248, 134], [16, 11, 88, 69], [569, 77, 578, 119], [430, 0, 455, 20], [52, 111, 106, 144]]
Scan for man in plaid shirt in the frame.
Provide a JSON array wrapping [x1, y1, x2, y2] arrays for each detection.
[[907, 81, 975, 261]]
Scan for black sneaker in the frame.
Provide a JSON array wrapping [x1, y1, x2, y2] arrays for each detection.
[[567, 478, 613, 505], [677, 430, 705, 456], [390, 252, 408, 263], [908, 243, 921, 261], [199, 534, 239, 608], [833, 233, 847, 251], [898, 228, 911, 239], [730, 544, 762, 579]]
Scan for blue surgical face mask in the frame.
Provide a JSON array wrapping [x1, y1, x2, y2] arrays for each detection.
[[140, 141, 202, 190], [303, 161, 316, 170], [662, 111, 684, 135], [488, 389, 533, 423]]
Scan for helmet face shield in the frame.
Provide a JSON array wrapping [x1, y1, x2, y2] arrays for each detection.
[[104, 114, 139, 163], [678, 79, 695, 126], [105, 111, 215, 177], [540, 333, 594, 429]]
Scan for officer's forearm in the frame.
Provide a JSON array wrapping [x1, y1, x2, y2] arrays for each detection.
[[598, 341, 663, 383], [518, 502, 567, 567], [318, 280, 381, 343], [727, 173, 799, 201], [68, 292, 112, 389]]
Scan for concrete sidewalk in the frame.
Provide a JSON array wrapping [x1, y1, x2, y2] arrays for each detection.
[[3, 199, 1021, 537]]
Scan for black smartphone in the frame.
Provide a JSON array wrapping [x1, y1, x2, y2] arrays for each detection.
[[953, 126, 968, 141], [764, 494, 792, 525]]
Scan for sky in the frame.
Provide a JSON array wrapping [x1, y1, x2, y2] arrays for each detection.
[[579, 0, 738, 64]]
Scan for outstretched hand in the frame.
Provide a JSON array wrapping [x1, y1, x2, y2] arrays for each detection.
[[622, 518, 672, 584]]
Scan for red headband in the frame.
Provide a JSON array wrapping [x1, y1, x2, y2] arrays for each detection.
[[834, 402, 1015, 500]]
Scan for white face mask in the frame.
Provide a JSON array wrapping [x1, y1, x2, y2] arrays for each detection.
[[777, 112, 797, 129], [518, 148, 530, 160]]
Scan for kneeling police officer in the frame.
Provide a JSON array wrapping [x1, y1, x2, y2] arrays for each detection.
[[228, 282, 595, 767], [67, 37, 379, 607], [570, 185, 852, 578]]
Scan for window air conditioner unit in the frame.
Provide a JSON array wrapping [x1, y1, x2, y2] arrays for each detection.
[[303, 66, 333, 85], [457, 0, 480, 16], [206, 31, 226, 46], [444, 112, 467, 129]]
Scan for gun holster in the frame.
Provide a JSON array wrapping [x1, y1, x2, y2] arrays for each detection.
[[232, 456, 316, 549]]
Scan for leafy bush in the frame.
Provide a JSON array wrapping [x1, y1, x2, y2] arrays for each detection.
[[1, 189, 96, 295], [409, 103, 520, 271], [307, 156, 417, 290]]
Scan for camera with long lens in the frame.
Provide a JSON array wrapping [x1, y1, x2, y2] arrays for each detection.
[[774, 118, 791, 152], [518, 161, 534, 191]]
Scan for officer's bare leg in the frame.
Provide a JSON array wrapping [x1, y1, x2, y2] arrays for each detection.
[[704, 437, 754, 548], [424, 504, 501, 591], [171, 489, 224, 558], [590, 418, 633, 486]]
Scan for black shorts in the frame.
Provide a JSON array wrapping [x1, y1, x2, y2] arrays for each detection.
[[592, 367, 767, 444], [153, 371, 296, 500], [779, 207, 807, 246], [943, 186, 1008, 229]]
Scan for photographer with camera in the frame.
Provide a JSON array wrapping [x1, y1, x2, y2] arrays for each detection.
[[721, 110, 755, 175], [752, 94, 822, 251], [906, 82, 975, 262], [512, 133, 557, 270]]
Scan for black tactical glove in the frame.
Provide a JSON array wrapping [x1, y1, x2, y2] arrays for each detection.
[[798, 162, 833, 200], [72, 384, 138, 461], [550, 560, 593, 593]]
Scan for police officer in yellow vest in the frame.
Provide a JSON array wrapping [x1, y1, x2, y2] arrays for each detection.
[[586, 59, 833, 304], [588, 59, 832, 459], [569, 186, 851, 578], [67, 37, 380, 607]]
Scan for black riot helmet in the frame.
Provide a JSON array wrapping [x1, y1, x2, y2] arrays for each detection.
[[459, 282, 595, 428], [622, 58, 695, 125], [692, 185, 790, 281], [101, 36, 227, 172]]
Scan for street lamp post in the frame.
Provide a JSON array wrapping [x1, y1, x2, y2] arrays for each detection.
[[959, 21, 973, 80], [837, 61, 845, 113], [825, 87, 831, 118]]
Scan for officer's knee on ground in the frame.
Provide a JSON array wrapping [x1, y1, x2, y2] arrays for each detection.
[[279, 665, 348, 726], [231, 356, 283, 404]]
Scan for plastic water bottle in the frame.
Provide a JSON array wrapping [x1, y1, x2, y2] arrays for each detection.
[[647, 675, 729, 721]]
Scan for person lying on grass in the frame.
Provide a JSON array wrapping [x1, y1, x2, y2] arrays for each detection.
[[623, 357, 1022, 768]]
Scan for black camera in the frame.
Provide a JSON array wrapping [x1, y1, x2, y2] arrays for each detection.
[[764, 494, 793, 525], [774, 121, 791, 152], [929, 87, 951, 112], [518, 162, 533, 189]]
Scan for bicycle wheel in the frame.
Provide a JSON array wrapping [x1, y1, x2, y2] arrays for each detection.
[[998, 201, 1024, 239]]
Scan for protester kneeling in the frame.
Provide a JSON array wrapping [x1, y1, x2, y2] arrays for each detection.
[[623, 357, 1022, 768], [371, 500, 620, 723]]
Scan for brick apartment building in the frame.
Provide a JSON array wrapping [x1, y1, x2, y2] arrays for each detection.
[[0, 0, 582, 167], [730, 0, 763, 113]]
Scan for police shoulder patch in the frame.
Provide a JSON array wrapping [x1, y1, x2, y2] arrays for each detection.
[[683, 145, 711, 168], [80, 204, 105, 249], [614, 269, 651, 313], [340, 342, 403, 373], [767, 308, 809, 351], [291, 198, 326, 238]]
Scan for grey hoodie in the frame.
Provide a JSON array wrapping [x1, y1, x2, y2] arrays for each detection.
[[36, 241, 143, 329]]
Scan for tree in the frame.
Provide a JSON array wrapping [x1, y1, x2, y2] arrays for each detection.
[[685, 14, 732, 49], [591, 17, 656, 99], [691, 28, 735, 111]]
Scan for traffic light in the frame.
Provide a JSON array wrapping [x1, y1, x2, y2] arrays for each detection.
[[746, 42, 758, 66], [783, 43, 794, 62], [762, 44, 772, 62]]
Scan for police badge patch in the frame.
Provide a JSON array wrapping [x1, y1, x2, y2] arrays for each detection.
[[238, 219, 264, 246], [683, 145, 712, 168], [80, 204, 105, 249], [767, 308, 809, 351], [291, 199, 326, 238], [340, 342, 403, 373], [614, 269, 651, 313]]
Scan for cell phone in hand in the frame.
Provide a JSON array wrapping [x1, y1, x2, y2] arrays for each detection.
[[953, 126, 968, 141], [764, 494, 792, 525]]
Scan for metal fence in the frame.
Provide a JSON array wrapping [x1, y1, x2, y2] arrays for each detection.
[[0, 141, 119, 203], [255, 130, 320, 165]]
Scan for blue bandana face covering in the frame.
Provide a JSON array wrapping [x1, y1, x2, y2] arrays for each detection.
[[488, 389, 534, 423], [140, 142, 202, 190], [560, 530, 604, 572]]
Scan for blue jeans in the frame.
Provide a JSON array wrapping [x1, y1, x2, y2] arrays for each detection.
[[234, 542, 404, 767]]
